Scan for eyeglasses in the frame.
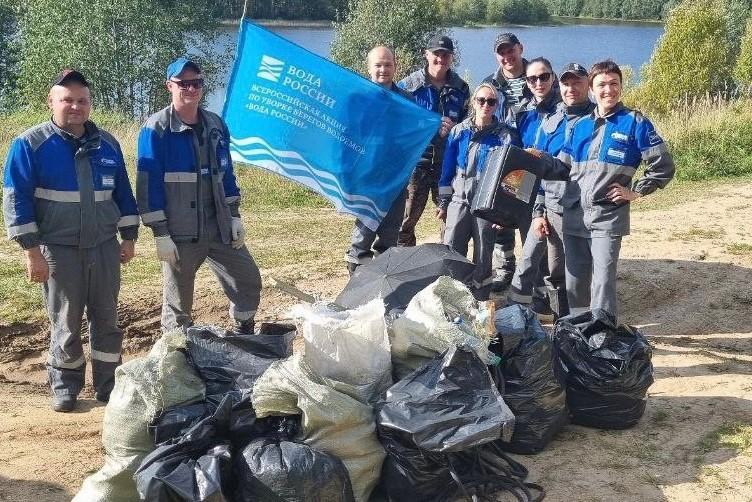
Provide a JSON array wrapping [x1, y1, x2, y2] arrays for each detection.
[[526, 72, 552, 84], [171, 78, 204, 90], [475, 97, 498, 107]]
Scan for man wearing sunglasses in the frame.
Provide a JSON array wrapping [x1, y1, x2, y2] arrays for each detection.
[[482, 32, 533, 294], [397, 35, 470, 247], [3, 70, 139, 412], [136, 57, 262, 335]]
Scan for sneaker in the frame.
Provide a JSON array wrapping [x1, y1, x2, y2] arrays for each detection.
[[531, 297, 556, 322], [346, 262, 359, 276], [52, 395, 76, 413], [94, 391, 110, 403], [234, 319, 256, 335]]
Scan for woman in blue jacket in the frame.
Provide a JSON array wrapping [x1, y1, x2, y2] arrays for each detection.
[[438, 83, 521, 300]]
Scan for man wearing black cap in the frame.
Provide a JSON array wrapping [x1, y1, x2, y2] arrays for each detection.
[[507, 63, 595, 319], [483, 32, 533, 293], [3, 70, 140, 412], [136, 57, 262, 335], [397, 35, 470, 247]]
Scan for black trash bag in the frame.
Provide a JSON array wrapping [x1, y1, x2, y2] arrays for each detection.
[[185, 323, 296, 396], [491, 305, 568, 454], [234, 437, 355, 502], [554, 309, 654, 429], [377, 345, 515, 453], [150, 401, 212, 445], [135, 395, 234, 501], [378, 426, 545, 502]]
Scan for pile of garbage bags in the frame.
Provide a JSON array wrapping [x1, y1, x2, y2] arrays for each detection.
[[76, 276, 654, 501]]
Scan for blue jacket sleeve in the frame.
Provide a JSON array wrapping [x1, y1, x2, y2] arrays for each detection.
[[632, 115, 675, 195], [438, 126, 461, 209], [112, 140, 139, 240], [2, 138, 41, 249], [220, 123, 241, 217], [136, 126, 169, 236]]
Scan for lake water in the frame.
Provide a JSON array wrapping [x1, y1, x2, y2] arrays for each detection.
[[205, 22, 664, 113]]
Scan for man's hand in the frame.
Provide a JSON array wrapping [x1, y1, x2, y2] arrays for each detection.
[[120, 240, 136, 264], [24, 246, 49, 283], [155, 235, 179, 266], [435, 207, 447, 221], [532, 217, 549, 239], [606, 182, 641, 203], [491, 223, 504, 231], [231, 217, 246, 249], [439, 117, 456, 138]]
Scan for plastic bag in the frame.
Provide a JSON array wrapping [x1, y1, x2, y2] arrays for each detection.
[[185, 323, 296, 396], [290, 299, 391, 404], [554, 309, 654, 429], [74, 332, 206, 502], [134, 395, 234, 502], [253, 353, 385, 502], [390, 277, 493, 380], [377, 345, 514, 453], [234, 437, 355, 501], [492, 305, 567, 454]]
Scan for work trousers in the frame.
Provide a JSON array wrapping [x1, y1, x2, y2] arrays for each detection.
[[43, 237, 123, 398], [507, 211, 568, 316], [346, 189, 407, 265], [563, 233, 622, 319], [161, 212, 262, 331], [399, 157, 441, 247], [444, 202, 496, 301]]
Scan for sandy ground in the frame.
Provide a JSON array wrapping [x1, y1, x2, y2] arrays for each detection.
[[1, 183, 751, 501]]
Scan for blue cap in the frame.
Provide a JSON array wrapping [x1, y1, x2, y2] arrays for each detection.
[[166, 57, 201, 80]]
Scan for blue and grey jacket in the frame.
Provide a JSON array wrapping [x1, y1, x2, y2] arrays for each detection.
[[399, 67, 470, 159], [136, 105, 240, 244], [3, 120, 139, 249], [438, 118, 522, 209], [539, 103, 675, 237]]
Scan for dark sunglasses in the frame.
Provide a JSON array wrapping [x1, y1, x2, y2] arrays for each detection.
[[526, 72, 552, 84], [475, 97, 498, 106], [171, 78, 204, 90]]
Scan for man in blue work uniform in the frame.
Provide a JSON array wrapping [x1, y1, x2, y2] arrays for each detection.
[[507, 63, 595, 318], [344, 46, 414, 274], [3, 70, 139, 412], [533, 61, 675, 319], [397, 35, 470, 247], [482, 32, 533, 293], [137, 58, 262, 334]]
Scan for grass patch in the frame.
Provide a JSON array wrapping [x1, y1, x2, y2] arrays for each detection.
[[698, 422, 752, 455], [726, 243, 752, 256], [0, 255, 45, 324], [670, 227, 725, 241]]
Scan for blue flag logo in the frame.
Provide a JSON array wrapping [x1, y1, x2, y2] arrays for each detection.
[[223, 20, 441, 230]]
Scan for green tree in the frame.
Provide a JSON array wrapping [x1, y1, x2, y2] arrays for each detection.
[[487, 0, 550, 23], [330, 0, 444, 79], [452, 0, 488, 23], [633, 0, 732, 113], [0, 1, 19, 110], [17, 0, 227, 118], [724, 0, 752, 56], [734, 18, 752, 85]]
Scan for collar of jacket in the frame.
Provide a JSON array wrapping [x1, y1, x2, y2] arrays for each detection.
[[464, 116, 507, 140], [49, 118, 101, 150], [531, 90, 561, 114], [169, 104, 206, 133], [564, 100, 595, 118], [594, 101, 625, 121], [421, 66, 465, 90], [491, 58, 530, 88]]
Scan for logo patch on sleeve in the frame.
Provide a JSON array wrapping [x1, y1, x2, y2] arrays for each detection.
[[611, 132, 629, 142], [101, 174, 115, 188], [648, 130, 663, 145], [100, 158, 117, 166]]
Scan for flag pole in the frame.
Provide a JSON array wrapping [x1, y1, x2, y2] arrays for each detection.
[[242, 0, 251, 20]]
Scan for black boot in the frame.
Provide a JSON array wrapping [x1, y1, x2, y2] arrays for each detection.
[[346, 262, 359, 276], [234, 319, 255, 335]]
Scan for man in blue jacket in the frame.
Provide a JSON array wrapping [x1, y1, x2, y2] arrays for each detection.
[[3, 70, 139, 412], [397, 35, 470, 247], [344, 45, 414, 273], [136, 58, 262, 334]]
